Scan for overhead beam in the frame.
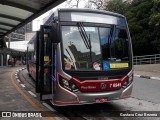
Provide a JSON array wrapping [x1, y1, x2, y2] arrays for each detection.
[[0, 22, 15, 27], [0, 28, 10, 31], [0, 1, 37, 13], [0, 13, 24, 22], [2, 0, 65, 38], [0, 32, 6, 37], [0, 37, 7, 48], [0, 32, 5, 34], [0, 31, 6, 37], [0, 31, 6, 33]]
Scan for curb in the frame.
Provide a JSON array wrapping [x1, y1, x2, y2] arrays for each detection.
[[134, 74, 160, 81], [14, 68, 38, 98]]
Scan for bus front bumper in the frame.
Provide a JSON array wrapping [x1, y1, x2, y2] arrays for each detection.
[[52, 83, 133, 106], [77, 83, 133, 104]]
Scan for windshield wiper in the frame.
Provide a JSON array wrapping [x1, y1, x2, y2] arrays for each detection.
[[77, 22, 92, 49], [77, 22, 92, 62]]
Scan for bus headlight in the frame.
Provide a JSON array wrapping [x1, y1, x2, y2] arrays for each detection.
[[59, 75, 79, 92], [62, 79, 69, 86], [122, 74, 133, 88], [128, 74, 133, 83]]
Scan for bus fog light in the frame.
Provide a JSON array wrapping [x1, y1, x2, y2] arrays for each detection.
[[71, 84, 76, 89], [71, 84, 79, 92]]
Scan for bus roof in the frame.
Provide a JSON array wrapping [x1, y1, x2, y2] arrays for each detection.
[[56, 8, 125, 18], [28, 8, 125, 45]]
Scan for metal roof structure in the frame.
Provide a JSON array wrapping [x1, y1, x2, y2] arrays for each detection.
[[0, 48, 25, 56], [0, 0, 65, 39]]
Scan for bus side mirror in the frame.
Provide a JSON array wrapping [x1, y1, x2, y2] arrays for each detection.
[[51, 23, 60, 43]]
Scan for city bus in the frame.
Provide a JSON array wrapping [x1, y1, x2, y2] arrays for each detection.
[[27, 8, 133, 106]]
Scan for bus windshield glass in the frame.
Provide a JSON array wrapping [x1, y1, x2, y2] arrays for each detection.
[[61, 24, 129, 71]]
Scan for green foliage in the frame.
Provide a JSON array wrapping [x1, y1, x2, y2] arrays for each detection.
[[105, 0, 160, 55], [105, 0, 129, 15], [151, 0, 160, 21]]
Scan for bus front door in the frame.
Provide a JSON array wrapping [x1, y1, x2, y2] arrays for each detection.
[[38, 25, 53, 100]]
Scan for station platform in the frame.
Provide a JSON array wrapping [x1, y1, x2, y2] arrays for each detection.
[[0, 66, 57, 120]]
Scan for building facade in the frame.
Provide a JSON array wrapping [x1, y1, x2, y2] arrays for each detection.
[[5, 22, 32, 42]]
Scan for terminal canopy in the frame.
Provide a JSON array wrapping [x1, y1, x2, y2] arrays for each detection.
[[0, 48, 25, 56], [0, 0, 65, 39]]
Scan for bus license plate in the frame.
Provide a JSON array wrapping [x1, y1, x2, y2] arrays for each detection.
[[95, 98, 108, 103]]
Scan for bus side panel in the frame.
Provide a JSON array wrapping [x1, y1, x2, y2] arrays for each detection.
[[28, 62, 36, 80], [27, 39, 36, 80]]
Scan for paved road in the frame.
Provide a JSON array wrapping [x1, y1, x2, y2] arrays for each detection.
[[1, 67, 160, 120], [132, 77, 160, 104], [49, 77, 160, 120], [134, 64, 160, 78], [54, 77, 160, 120]]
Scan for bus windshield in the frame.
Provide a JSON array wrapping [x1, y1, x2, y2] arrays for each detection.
[[61, 25, 129, 71]]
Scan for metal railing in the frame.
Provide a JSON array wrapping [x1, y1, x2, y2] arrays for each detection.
[[133, 54, 160, 65]]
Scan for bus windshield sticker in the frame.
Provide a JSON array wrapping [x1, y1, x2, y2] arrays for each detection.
[[44, 34, 48, 38], [110, 63, 129, 69], [44, 56, 49, 62], [93, 62, 101, 70], [70, 27, 95, 32], [65, 63, 71, 70], [102, 61, 110, 70], [43, 28, 50, 33]]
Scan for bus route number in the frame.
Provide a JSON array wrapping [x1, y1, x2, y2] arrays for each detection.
[[110, 83, 121, 88]]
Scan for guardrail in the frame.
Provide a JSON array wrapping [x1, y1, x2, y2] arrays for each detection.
[[133, 54, 160, 65]]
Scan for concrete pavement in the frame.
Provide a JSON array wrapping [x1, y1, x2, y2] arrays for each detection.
[[134, 64, 160, 80], [0, 66, 56, 119], [0, 67, 34, 111]]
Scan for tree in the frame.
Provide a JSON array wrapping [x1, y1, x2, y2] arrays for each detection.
[[65, 0, 86, 8], [125, 0, 159, 55], [149, 0, 160, 52], [104, 0, 160, 55], [65, 0, 160, 55], [105, 0, 129, 15], [85, 0, 104, 9], [65, 0, 104, 9]]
